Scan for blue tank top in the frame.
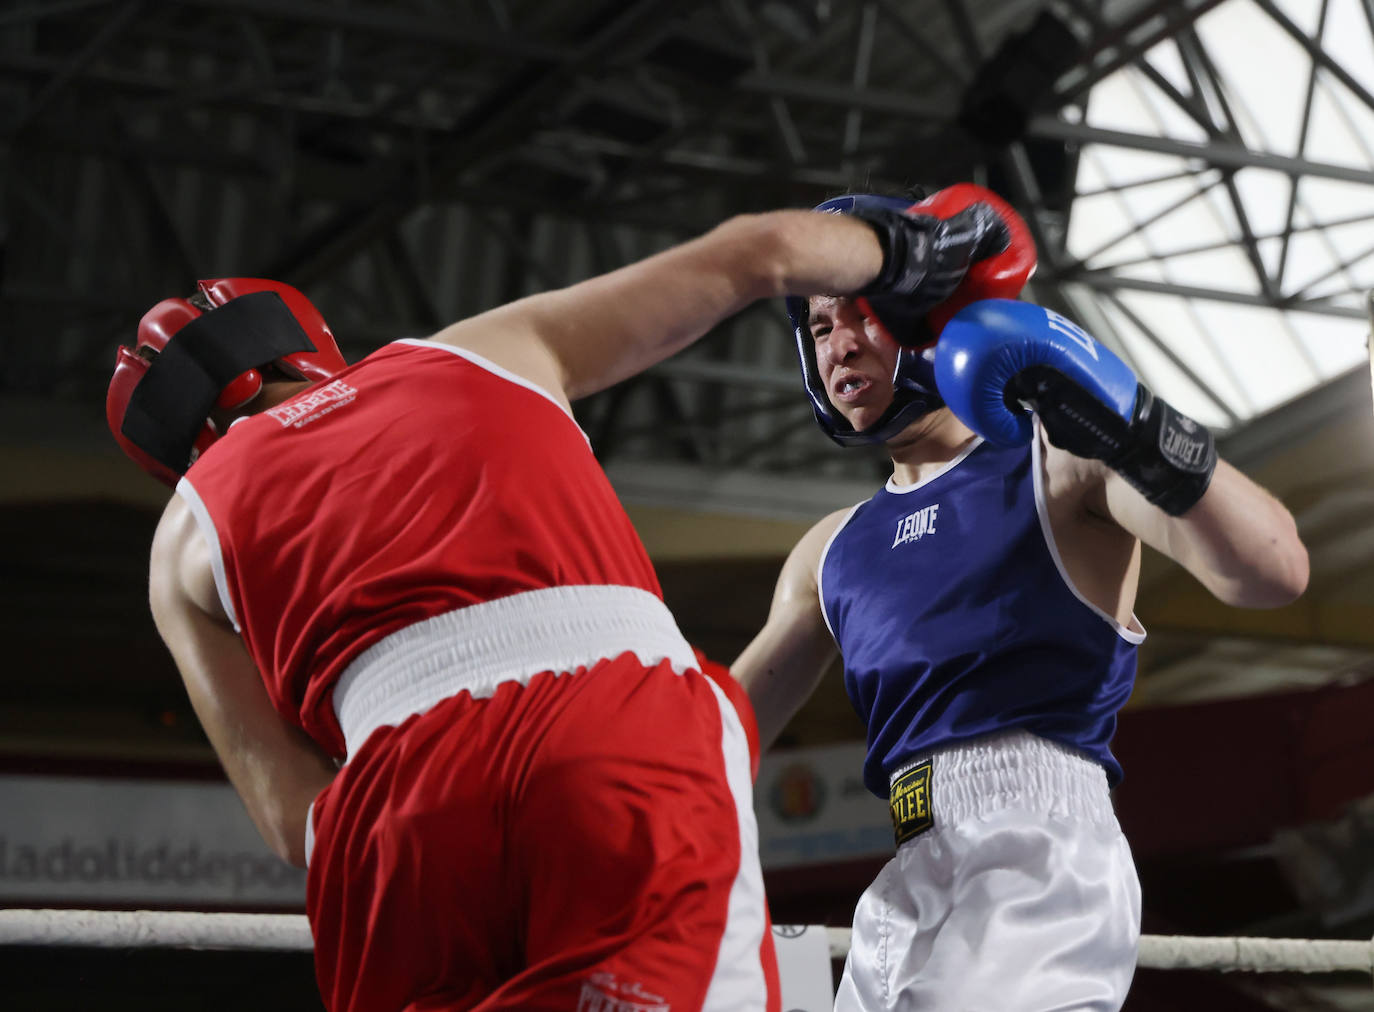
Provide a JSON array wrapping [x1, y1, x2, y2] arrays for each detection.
[[819, 434, 1142, 797]]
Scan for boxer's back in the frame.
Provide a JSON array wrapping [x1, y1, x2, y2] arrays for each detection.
[[179, 339, 662, 756]]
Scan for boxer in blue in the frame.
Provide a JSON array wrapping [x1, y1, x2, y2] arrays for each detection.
[[734, 185, 1310, 1011]]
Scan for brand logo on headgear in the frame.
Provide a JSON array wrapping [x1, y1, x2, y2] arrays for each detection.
[[576, 973, 670, 1012], [266, 379, 357, 429]]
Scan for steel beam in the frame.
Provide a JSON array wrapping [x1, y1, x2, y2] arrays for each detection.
[[1029, 117, 1374, 186], [1070, 271, 1367, 319]]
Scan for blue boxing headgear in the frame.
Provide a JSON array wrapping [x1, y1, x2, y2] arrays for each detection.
[[788, 194, 945, 447]]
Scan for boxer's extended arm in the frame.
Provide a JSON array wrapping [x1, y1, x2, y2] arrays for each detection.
[[1099, 456, 1308, 607], [430, 210, 887, 404], [149, 498, 337, 867], [734, 509, 845, 751]]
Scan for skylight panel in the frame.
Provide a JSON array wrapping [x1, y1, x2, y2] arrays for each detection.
[[1075, 152, 1109, 193], [1105, 257, 1169, 284], [1067, 149, 1216, 264], [1305, 77, 1374, 167], [1231, 166, 1297, 238], [1068, 200, 1155, 265], [1060, 0, 1371, 437], [1257, 236, 1287, 279], [1320, 0, 1374, 99], [1126, 64, 1211, 143], [1101, 298, 1235, 428], [1140, 37, 1190, 98], [1287, 309, 1370, 378], [1085, 73, 1176, 137], [1197, 1, 1310, 155], [1194, 301, 1322, 412], [1117, 290, 1250, 413], [1317, 218, 1374, 276], [1077, 145, 1203, 189], [1294, 176, 1374, 223], [1299, 278, 1371, 309], [1285, 225, 1357, 294], [1159, 245, 1259, 294], [1133, 195, 1233, 260], [1125, 173, 1218, 228]]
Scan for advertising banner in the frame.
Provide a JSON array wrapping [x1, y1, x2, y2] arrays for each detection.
[[0, 774, 305, 907], [1, 738, 893, 907], [755, 743, 894, 870]]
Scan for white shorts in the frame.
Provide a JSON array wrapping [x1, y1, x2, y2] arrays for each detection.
[[834, 731, 1141, 1012]]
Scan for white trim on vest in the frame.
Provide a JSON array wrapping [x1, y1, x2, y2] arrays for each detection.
[[175, 477, 241, 633], [816, 501, 865, 645], [1030, 419, 1146, 644], [390, 338, 590, 445]]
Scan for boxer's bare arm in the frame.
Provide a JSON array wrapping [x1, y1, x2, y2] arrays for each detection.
[[1041, 430, 1308, 610], [149, 496, 337, 867], [733, 508, 847, 750], [430, 210, 885, 405], [1038, 435, 1307, 637], [1100, 455, 1308, 607]]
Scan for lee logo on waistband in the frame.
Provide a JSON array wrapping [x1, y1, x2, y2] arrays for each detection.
[[889, 759, 934, 845]]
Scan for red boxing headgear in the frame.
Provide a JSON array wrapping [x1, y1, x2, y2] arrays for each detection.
[[106, 278, 347, 486], [909, 182, 1037, 334]]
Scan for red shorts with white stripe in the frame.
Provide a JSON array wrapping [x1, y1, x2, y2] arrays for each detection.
[[306, 651, 779, 1012]]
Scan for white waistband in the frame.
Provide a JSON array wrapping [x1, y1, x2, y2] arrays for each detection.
[[332, 585, 696, 757], [889, 731, 1115, 830]]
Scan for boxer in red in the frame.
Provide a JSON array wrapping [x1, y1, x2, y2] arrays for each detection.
[[106, 203, 1012, 1011]]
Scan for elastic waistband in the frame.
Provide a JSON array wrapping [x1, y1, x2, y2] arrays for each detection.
[[333, 585, 696, 757], [889, 731, 1115, 834]]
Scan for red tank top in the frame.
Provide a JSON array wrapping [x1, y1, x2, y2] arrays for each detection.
[[179, 340, 663, 757]]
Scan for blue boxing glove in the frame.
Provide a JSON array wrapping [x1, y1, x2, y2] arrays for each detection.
[[935, 299, 1216, 516]]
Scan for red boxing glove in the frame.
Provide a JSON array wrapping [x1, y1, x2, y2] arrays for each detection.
[[909, 183, 1038, 335]]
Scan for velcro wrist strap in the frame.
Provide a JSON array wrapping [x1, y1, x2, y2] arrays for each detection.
[[1112, 389, 1216, 516], [851, 207, 936, 297]]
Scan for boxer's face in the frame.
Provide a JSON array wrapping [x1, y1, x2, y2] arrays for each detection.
[[808, 295, 899, 430]]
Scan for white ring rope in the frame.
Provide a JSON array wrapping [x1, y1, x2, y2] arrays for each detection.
[[1136, 933, 1373, 974], [0, 910, 1370, 974], [0, 909, 313, 952]]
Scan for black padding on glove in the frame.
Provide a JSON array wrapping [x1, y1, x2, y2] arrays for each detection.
[[1014, 367, 1217, 516], [853, 203, 1011, 331]]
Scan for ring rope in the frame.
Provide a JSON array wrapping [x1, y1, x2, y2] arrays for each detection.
[[0, 910, 1370, 974], [0, 909, 313, 952]]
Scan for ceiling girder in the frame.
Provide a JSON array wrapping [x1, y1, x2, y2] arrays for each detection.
[[1071, 272, 1366, 319], [9, 0, 141, 134], [1028, 116, 1374, 186], [1255, 0, 1374, 118], [1052, 0, 1229, 106], [3, 0, 1372, 489], [170, 0, 579, 65], [262, 0, 700, 286]]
